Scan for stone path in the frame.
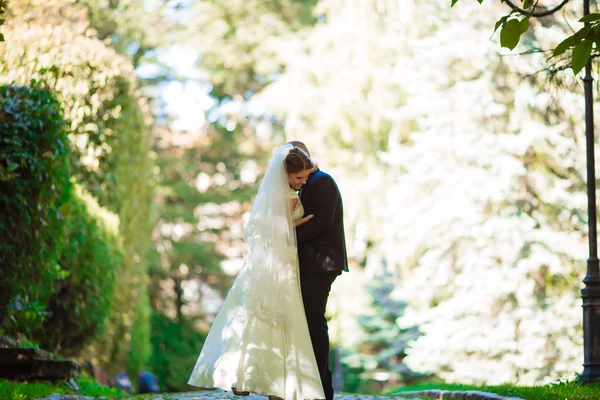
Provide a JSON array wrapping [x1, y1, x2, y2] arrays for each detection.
[[119, 388, 523, 400], [38, 388, 524, 400], [121, 390, 423, 400], [37, 391, 420, 400]]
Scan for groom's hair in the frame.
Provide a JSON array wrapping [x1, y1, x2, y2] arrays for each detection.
[[287, 141, 310, 157]]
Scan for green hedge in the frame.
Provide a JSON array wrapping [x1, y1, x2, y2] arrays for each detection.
[[0, 83, 126, 354], [1, 22, 155, 372], [0, 84, 71, 337], [35, 184, 123, 355], [0, 0, 6, 42]]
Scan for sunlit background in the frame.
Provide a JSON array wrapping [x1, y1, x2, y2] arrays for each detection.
[[0, 0, 595, 394]]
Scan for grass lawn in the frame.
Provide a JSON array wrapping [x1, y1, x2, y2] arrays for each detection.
[[390, 381, 600, 400], [0, 377, 127, 400]]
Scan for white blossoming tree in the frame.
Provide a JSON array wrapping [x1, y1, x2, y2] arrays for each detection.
[[257, 0, 590, 385]]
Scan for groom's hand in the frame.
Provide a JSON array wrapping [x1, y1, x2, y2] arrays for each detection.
[[294, 214, 314, 227], [310, 161, 319, 173], [295, 177, 337, 244]]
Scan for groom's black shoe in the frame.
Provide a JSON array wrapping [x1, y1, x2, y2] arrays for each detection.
[[232, 388, 250, 396]]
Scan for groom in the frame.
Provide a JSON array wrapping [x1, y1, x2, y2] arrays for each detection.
[[288, 141, 348, 400]]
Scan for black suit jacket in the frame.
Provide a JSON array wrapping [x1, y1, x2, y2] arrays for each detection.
[[296, 169, 349, 273]]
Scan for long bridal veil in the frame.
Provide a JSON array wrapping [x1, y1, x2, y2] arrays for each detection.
[[238, 143, 298, 326], [188, 144, 324, 400]]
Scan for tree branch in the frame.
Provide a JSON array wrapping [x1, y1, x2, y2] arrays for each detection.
[[504, 0, 570, 18]]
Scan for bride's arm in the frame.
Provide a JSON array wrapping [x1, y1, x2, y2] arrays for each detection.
[[295, 214, 314, 227], [290, 198, 313, 226]]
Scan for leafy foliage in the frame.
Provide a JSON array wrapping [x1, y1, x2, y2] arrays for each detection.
[[127, 289, 153, 375], [6, 0, 89, 35], [0, 84, 71, 338], [0, 0, 7, 42], [188, 0, 318, 101], [453, 0, 600, 75], [1, 5, 156, 373], [151, 126, 266, 318], [34, 184, 123, 356], [148, 312, 207, 392], [337, 267, 422, 394], [80, 0, 183, 68], [347, 269, 420, 381]]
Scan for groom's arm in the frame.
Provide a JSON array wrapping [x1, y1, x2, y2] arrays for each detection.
[[296, 177, 337, 245]]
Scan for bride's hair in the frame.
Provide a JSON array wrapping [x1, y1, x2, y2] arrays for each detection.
[[285, 146, 314, 174]]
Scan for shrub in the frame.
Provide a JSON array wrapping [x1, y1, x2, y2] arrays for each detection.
[[0, 83, 71, 337], [0, 20, 155, 371], [35, 184, 123, 355], [0, 0, 6, 42]]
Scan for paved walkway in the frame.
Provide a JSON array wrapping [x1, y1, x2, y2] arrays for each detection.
[[39, 388, 523, 400], [123, 390, 422, 400], [120, 388, 522, 400]]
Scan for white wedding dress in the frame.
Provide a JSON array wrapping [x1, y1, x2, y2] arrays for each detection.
[[188, 145, 324, 400]]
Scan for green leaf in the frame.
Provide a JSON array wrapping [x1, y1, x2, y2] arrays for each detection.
[[500, 19, 523, 50], [451, 0, 458, 6], [523, 0, 534, 9], [590, 28, 600, 51], [579, 13, 600, 23], [553, 36, 575, 57], [572, 39, 593, 75], [494, 16, 509, 34], [519, 17, 530, 34], [573, 25, 592, 44], [7, 163, 19, 171]]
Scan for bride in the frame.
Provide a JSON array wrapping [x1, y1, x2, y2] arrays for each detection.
[[188, 144, 325, 400]]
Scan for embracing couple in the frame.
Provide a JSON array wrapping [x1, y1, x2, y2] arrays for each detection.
[[188, 141, 348, 400]]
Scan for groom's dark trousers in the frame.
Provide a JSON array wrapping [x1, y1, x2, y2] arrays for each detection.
[[296, 169, 348, 400], [300, 270, 340, 400]]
